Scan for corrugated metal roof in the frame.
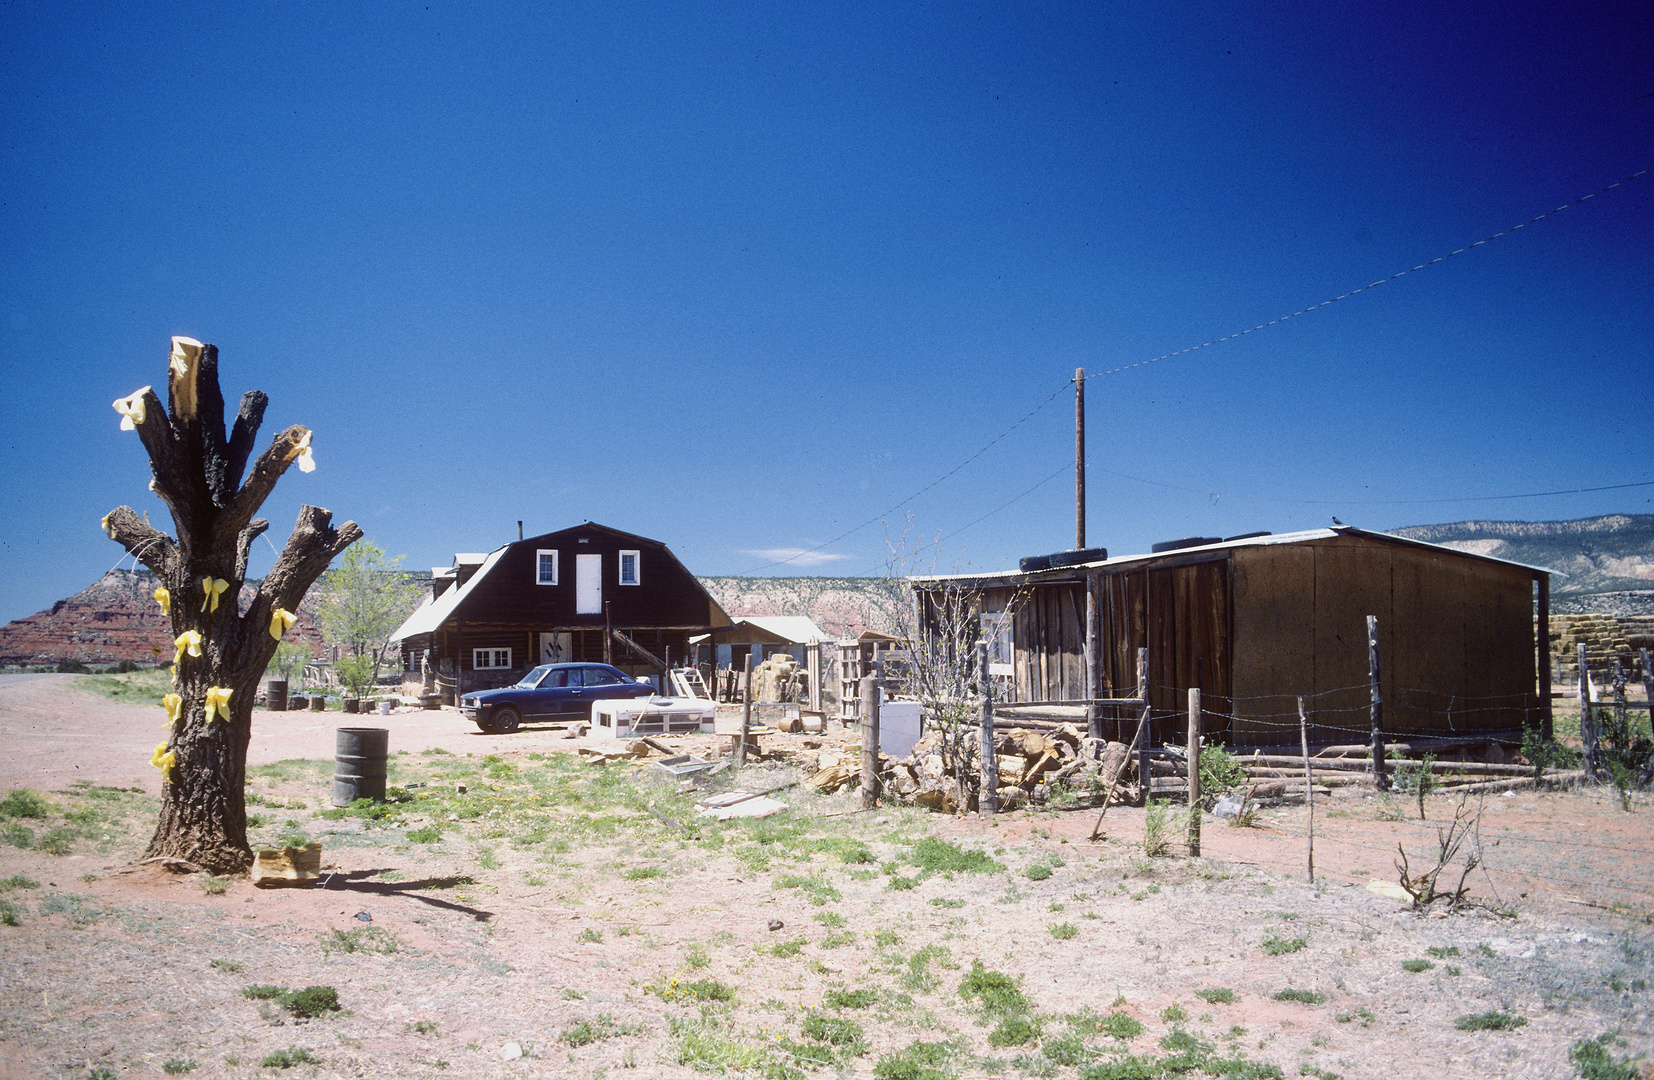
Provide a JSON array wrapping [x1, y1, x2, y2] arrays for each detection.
[[910, 526, 1559, 584], [389, 546, 508, 641]]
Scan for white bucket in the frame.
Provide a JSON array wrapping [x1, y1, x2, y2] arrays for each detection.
[[377, 699, 392, 716]]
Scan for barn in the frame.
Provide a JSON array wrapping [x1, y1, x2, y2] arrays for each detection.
[[910, 526, 1552, 751], [390, 522, 732, 699]]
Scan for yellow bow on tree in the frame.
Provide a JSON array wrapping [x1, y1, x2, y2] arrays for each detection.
[[154, 586, 171, 614], [101, 514, 114, 538], [113, 387, 151, 430], [291, 430, 316, 474], [151, 742, 177, 783], [269, 607, 297, 641], [162, 693, 182, 726], [173, 630, 202, 666], [201, 577, 230, 613], [204, 686, 233, 723]]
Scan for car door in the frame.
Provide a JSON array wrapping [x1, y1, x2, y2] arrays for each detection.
[[521, 667, 567, 720]]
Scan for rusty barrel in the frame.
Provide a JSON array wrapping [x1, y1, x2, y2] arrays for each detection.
[[333, 727, 388, 806], [266, 680, 288, 712]]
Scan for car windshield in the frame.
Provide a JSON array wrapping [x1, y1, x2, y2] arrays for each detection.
[[517, 665, 555, 688]]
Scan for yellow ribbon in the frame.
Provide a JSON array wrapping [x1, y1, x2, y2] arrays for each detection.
[[154, 586, 171, 614], [173, 630, 202, 666], [205, 686, 233, 723], [113, 387, 151, 430], [269, 607, 296, 641], [151, 742, 176, 783], [162, 693, 182, 726], [201, 577, 229, 613], [292, 430, 316, 474], [101, 513, 114, 538]]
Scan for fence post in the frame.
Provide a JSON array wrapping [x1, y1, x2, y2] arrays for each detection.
[[1368, 615, 1386, 790], [1136, 646, 1151, 804], [860, 660, 882, 810], [1186, 687, 1201, 856], [1298, 696, 1314, 883], [1641, 649, 1654, 740], [979, 642, 997, 818], [735, 652, 754, 768], [1578, 643, 1597, 779]]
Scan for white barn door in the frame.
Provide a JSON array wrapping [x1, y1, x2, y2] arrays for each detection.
[[576, 554, 602, 615]]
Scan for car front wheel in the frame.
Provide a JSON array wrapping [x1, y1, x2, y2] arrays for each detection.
[[492, 706, 521, 734]]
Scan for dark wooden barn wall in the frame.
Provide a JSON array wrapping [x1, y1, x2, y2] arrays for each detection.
[[1230, 538, 1537, 747], [1008, 560, 1232, 746]]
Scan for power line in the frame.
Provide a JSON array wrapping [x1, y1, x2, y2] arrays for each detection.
[[739, 377, 1076, 573], [1091, 466, 1654, 507], [1098, 166, 1651, 378], [740, 165, 1650, 572]]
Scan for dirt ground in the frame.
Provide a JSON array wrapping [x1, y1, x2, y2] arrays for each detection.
[[0, 674, 1650, 1080]]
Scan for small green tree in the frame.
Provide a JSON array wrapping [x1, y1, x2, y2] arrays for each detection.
[[267, 639, 310, 684], [313, 541, 422, 699]]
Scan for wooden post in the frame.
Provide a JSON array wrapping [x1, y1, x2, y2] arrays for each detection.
[[979, 642, 997, 818], [735, 651, 753, 768], [1537, 574, 1553, 741], [1612, 656, 1628, 739], [1298, 696, 1314, 883], [1136, 646, 1151, 804], [1075, 366, 1085, 549], [860, 660, 882, 810], [1578, 643, 1597, 778], [604, 601, 613, 666], [1367, 615, 1385, 790], [1640, 649, 1654, 740], [1186, 688, 1201, 857], [1085, 583, 1099, 740]]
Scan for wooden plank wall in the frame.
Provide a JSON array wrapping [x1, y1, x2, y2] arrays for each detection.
[[1230, 537, 1537, 748], [1013, 561, 1232, 746]]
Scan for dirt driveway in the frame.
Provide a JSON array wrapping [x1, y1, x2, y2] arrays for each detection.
[[0, 676, 1649, 1080]]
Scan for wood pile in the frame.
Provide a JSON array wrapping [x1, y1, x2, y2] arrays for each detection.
[[860, 723, 1139, 812]]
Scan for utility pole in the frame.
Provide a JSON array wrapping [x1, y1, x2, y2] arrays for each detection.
[[1075, 367, 1086, 549]]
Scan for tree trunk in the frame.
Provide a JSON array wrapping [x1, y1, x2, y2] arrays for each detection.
[[105, 339, 360, 874]]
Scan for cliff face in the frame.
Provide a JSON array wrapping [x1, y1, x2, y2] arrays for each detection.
[[1387, 515, 1654, 597], [0, 569, 323, 667], [696, 576, 908, 639]]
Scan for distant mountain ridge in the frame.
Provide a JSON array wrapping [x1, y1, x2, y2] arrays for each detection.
[[6, 517, 1650, 666], [1387, 514, 1654, 597]]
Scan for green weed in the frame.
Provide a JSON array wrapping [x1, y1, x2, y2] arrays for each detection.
[[1197, 987, 1236, 1004], [318, 926, 400, 955], [1272, 988, 1326, 1005], [1260, 935, 1306, 956], [1455, 1011, 1527, 1032]]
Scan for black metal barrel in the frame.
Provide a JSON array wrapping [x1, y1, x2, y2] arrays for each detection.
[[266, 680, 288, 712], [333, 727, 388, 807]]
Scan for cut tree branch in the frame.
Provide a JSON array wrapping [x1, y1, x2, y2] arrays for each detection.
[[222, 390, 268, 504], [103, 507, 180, 583], [234, 518, 270, 583], [211, 426, 310, 552]]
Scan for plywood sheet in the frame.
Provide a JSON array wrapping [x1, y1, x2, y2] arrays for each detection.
[[1230, 544, 1315, 747], [1389, 548, 1467, 738], [1311, 539, 1392, 746]]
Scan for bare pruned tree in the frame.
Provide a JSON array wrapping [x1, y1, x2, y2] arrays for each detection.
[[104, 337, 361, 873]]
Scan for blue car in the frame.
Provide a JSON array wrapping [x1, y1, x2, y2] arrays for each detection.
[[460, 663, 656, 734]]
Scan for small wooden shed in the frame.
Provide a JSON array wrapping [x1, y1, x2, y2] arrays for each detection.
[[911, 527, 1551, 750], [391, 522, 732, 698]]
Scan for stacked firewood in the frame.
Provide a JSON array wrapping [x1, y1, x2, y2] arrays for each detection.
[[868, 723, 1136, 812]]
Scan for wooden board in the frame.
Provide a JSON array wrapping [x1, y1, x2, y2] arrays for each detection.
[[1389, 547, 1467, 738], [1231, 544, 1315, 748]]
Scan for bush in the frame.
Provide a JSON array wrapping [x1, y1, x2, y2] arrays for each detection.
[[1199, 744, 1246, 803], [283, 986, 340, 1018], [1569, 1031, 1636, 1080], [959, 961, 1030, 1017], [824, 988, 877, 1009], [1260, 935, 1306, 956], [988, 1015, 1041, 1047], [1272, 988, 1327, 1005], [1196, 987, 1236, 1004], [1456, 1011, 1528, 1032], [0, 790, 50, 819], [802, 1013, 865, 1047], [259, 1047, 319, 1069]]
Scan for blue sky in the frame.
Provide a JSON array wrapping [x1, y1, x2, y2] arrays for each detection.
[[2, 2, 1650, 624]]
